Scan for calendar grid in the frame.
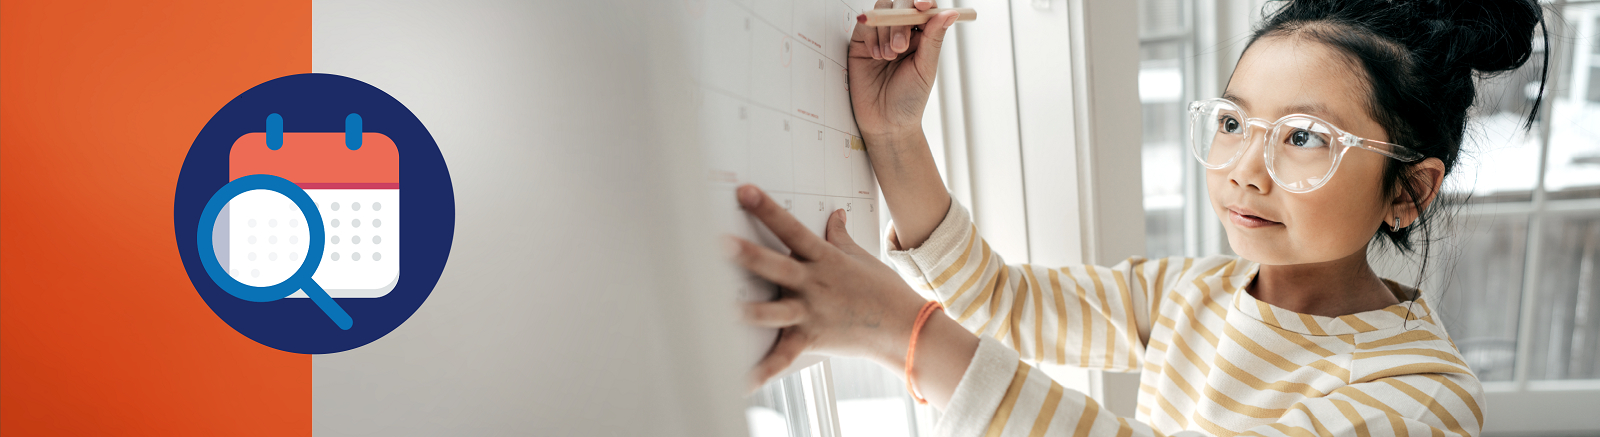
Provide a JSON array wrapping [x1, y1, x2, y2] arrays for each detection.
[[695, 0, 884, 260]]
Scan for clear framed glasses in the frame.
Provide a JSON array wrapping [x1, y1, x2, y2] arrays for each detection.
[[1188, 98, 1424, 193]]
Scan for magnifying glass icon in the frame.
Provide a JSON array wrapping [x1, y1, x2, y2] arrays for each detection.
[[196, 174, 352, 330]]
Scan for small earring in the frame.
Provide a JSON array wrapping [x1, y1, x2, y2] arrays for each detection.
[[1392, 215, 1401, 232]]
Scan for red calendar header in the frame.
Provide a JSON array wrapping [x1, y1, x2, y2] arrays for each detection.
[[230, 132, 399, 185]]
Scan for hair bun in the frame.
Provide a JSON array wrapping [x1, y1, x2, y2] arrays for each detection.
[[1426, 0, 1542, 73]]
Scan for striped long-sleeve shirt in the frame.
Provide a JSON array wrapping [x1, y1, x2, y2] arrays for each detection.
[[882, 199, 1484, 437]]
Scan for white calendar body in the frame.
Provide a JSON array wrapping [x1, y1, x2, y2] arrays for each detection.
[[225, 189, 399, 297], [693, 0, 882, 287], [228, 131, 402, 298]]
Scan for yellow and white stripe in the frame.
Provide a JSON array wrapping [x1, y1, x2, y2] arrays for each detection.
[[884, 200, 1484, 437]]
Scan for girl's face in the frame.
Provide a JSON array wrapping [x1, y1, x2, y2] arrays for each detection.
[[1206, 36, 1395, 265]]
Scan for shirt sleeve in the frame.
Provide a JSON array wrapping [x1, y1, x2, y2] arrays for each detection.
[[884, 197, 1180, 371], [935, 337, 1484, 437]]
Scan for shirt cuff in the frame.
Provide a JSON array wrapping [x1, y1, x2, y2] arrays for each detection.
[[933, 336, 1021, 437], [883, 196, 973, 283]]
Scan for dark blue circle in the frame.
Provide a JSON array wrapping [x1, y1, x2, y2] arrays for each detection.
[[175, 73, 455, 354], [195, 174, 328, 302]]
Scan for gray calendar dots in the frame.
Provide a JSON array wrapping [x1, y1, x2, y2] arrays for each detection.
[[352, 202, 361, 211], [372, 202, 381, 211], [352, 219, 361, 228], [289, 235, 298, 244], [331, 235, 341, 244], [251, 269, 261, 278], [331, 252, 340, 261], [290, 218, 300, 228], [248, 252, 257, 261], [248, 236, 257, 244], [352, 252, 361, 261], [231, 268, 239, 276], [330, 202, 341, 211], [372, 219, 382, 228], [248, 218, 257, 228], [372, 252, 382, 261], [268, 235, 278, 244], [268, 218, 278, 228], [352, 235, 362, 244], [268, 252, 278, 261], [331, 218, 341, 228], [290, 252, 300, 261], [373, 235, 382, 244]]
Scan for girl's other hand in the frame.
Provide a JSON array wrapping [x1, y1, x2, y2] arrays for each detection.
[[849, 1, 961, 146], [726, 184, 929, 392]]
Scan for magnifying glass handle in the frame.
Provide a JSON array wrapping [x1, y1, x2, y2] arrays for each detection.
[[301, 281, 353, 330]]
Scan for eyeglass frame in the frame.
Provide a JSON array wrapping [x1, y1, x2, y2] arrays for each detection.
[[1186, 97, 1425, 193]]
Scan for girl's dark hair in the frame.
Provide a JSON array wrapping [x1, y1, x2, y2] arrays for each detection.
[[1243, 0, 1548, 297]]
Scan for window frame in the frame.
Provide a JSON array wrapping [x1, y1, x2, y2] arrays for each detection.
[[927, 0, 1148, 417], [1472, 2, 1600, 433]]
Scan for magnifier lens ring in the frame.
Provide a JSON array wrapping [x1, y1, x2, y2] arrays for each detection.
[[196, 174, 326, 302]]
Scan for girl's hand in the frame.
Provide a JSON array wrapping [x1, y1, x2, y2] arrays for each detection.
[[728, 184, 930, 392], [849, 1, 961, 146]]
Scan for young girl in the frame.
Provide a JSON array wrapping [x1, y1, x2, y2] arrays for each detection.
[[729, 0, 1546, 435]]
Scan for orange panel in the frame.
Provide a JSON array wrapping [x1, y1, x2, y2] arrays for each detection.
[[1, 1, 312, 435]]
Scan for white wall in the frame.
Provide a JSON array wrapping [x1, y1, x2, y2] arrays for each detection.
[[310, 1, 750, 435]]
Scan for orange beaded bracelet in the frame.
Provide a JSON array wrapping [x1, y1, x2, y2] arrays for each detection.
[[905, 300, 944, 404]]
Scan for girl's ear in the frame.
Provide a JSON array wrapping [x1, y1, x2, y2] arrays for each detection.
[[1388, 157, 1446, 229]]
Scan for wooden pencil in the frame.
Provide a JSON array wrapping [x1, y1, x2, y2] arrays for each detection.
[[856, 7, 978, 27]]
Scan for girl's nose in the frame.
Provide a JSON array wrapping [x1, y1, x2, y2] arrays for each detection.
[[1227, 120, 1275, 194]]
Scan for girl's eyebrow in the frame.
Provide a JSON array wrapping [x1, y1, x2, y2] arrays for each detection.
[[1282, 102, 1345, 126], [1221, 91, 1346, 127], [1221, 91, 1250, 109]]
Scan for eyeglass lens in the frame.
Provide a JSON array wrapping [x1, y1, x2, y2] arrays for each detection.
[[1190, 100, 1340, 192]]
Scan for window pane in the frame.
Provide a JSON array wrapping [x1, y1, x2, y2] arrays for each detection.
[[1140, 40, 1189, 258], [1138, 0, 1185, 37], [1528, 210, 1600, 380], [1452, 53, 1547, 202], [1542, 4, 1600, 199], [831, 357, 924, 437], [1438, 214, 1529, 382], [1448, 17, 1557, 203], [747, 370, 816, 437]]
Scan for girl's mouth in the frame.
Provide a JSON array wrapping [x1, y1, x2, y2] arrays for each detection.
[[1227, 208, 1281, 228]]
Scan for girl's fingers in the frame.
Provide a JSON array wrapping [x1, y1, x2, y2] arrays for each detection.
[[915, 0, 936, 11], [874, 0, 893, 60], [891, 24, 910, 54], [878, 26, 894, 60], [891, 0, 913, 53], [729, 236, 808, 289], [848, 35, 877, 59], [823, 208, 860, 252], [823, 209, 874, 257], [856, 6, 882, 60], [742, 299, 807, 328], [746, 328, 810, 393], [736, 184, 833, 261], [862, 23, 881, 59], [912, 10, 958, 75]]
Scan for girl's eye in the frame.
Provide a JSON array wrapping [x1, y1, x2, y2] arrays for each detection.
[[1286, 129, 1327, 148], [1219, 116, 1242, 134]]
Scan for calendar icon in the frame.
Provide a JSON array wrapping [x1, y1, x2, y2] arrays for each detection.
[[226, 113, 400, 298]]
